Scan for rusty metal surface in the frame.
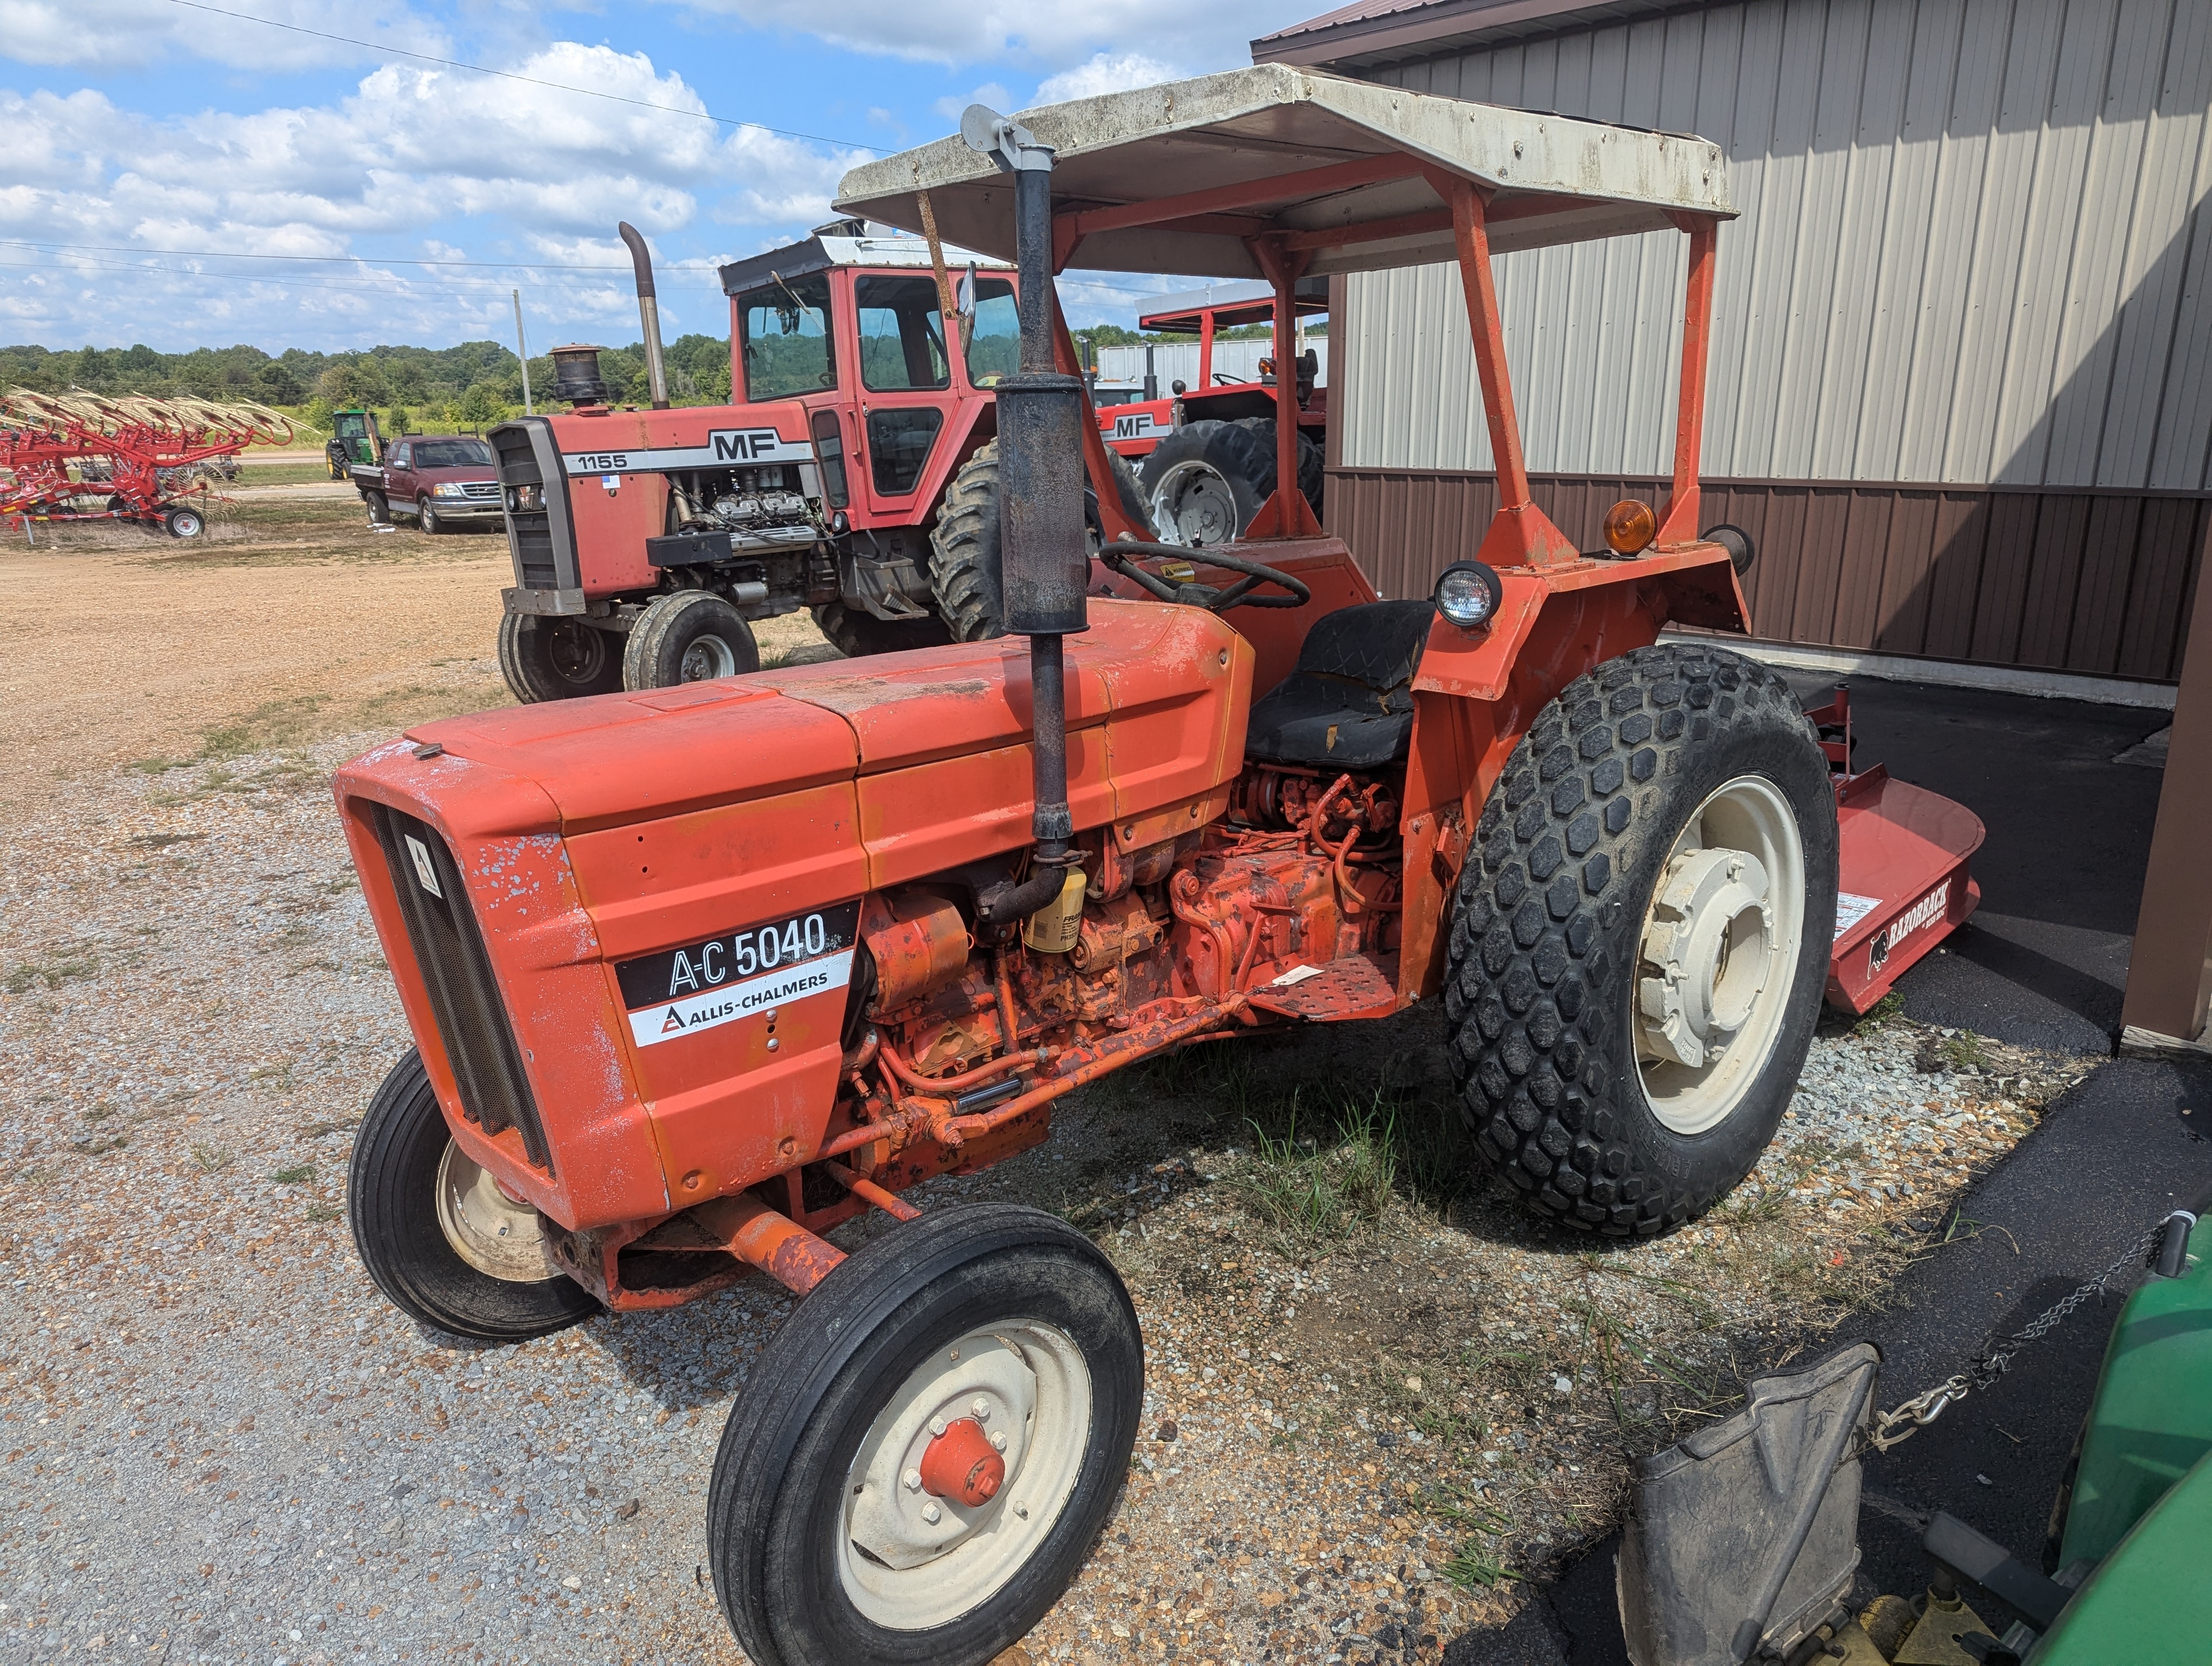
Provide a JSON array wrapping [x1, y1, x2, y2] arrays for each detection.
[[694, 1193, 847, 1295]]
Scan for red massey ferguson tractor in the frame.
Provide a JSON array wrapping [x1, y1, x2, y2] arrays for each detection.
[[490, 220, 1159, 702], [336, 67, 1985, 1666], [1097, 277, 1332, 547]]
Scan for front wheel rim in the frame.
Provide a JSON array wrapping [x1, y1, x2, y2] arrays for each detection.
[[678, 633, 738, 681], [1148, 459, 1240, 547], [546, 621, 606, 684], [836, 1318, 1092, 1630], [1634, 773, 1807, 1136], [434, 1142, 562, 1282]]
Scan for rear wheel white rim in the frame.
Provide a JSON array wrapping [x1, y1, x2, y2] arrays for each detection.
[[1149, 460, 1240, 547], [1634, 774, 1806, 1136], [836, 1318, 1092, 1630], [434, 1142, 562, 1282]]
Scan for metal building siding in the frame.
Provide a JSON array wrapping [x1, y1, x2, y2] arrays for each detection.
[[1338, 0, 2212, 491]]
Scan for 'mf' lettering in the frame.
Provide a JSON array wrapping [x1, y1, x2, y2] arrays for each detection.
[[712, 429, 783, 461]]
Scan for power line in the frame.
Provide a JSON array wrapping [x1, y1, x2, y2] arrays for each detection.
[[159, 0, 876, 151]]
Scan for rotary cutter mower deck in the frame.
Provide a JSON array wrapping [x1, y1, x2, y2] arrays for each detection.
[[333, 66, 1985, 1666]]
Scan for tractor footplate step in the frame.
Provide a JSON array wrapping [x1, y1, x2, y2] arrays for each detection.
[[1248, 952, 1400, 1021]]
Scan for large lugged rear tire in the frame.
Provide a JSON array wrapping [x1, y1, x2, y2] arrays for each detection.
[[1444, 644, 1838, 1235], [709, 1204, 1143, 1666], [623, 590, 760, 689], [347, 1050, 599, 1343], [1232, 416, 1325, 515], [811, 602, 951, 659], [928, 440, 1152, 642], [498, 612, 623, 702]]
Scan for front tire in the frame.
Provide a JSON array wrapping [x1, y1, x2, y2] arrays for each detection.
[[497, 612, 623, 702], [417, 495, 443, 534], [1444, 644, 1837, 1234], [346, 1050, 599, 1342], [623, 590, 761, 689], [709, 1204, 1143, 1666]]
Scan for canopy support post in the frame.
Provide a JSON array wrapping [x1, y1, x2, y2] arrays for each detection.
[[1435, 171, 1577, 569], [1246, 238, 1323, 540], [1656, 216, 1718, 546]]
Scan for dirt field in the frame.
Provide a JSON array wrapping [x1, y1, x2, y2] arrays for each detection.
[[0, 491, 2092, 1666]]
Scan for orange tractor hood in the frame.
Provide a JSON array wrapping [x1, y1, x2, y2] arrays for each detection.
[[330, 601, 1254, 1233]]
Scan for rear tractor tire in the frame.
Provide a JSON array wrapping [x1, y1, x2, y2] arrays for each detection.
[[1139, 417, 1322, 548], [498, 612, 623, 702], [1444, 644, 1838, 1235], [623, 591, 761, 690], [811, 602, 951, 659], [346, 1049, 599, 1343], [928, 439, 1153, 643], [708, 1203, 1143, 1666]]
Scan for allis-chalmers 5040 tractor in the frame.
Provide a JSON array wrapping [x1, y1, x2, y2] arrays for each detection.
[[337, 67, 1984, 1666]]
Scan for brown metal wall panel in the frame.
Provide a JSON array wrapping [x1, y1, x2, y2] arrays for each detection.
[[1873, 491, 1941, 657], [1324, 469, 2208, 681], [2070, 496, 2146, 676], [2016, 495, 2094, 670], [1831, 489, 1898, 650], [1922, 493, 1994, 662], [2117, 498, 2202, 680]]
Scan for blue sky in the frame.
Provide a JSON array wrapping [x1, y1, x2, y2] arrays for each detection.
[[2, 0, 1319, 354]]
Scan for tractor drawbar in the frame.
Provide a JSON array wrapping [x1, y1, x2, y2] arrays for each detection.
[[961, 107, 1089, 931]]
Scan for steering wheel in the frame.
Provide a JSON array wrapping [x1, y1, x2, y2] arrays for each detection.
[[1097, 539, 1313, 613]]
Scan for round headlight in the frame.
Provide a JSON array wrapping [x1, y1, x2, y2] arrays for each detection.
[[1433, 560, 1503, 630], [1603, 498, 1657, 555]]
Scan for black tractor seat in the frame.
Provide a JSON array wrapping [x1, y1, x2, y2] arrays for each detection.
[[1243, 599, 1436, 770]]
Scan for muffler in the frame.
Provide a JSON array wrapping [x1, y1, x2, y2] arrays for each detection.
[[960, 107, 1087, 938], [618, 221, 671, 411]]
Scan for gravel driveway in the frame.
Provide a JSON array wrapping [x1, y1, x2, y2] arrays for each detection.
[[0, 516, 2097, 1666]]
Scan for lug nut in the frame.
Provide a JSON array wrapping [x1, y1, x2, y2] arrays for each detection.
[[929, 1417, 947, 1438], [991, 1431, 1008, 1452], [1014, 1500, 1028, 1518], [903, 1469, 922, 1492], [970, 1399, 989, 1421], [921, 1502, 941, 1524]]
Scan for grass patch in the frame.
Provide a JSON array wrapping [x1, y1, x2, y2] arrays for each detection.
[[1852, 990, 1906, 1037], [1237, 1096, 1399, 1256], [197, 694, 331, 760], [4, 946, 100, 994], [271, 1163, 316, 1185], [190, 1143, 234, 1174], [303, 1202, 342, 1222]]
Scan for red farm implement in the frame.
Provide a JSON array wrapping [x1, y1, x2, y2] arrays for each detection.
[[0, 387, 293, 540]]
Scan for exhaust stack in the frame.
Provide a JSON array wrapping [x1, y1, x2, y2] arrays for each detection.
[[960, 107, 1088, 932], [617, 222, 671, 411]]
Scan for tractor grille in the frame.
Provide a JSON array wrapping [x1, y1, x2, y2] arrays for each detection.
[[371, 804, 553, 1172], [491, 421, 576, 593]]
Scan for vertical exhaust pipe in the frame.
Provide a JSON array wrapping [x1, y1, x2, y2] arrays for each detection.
[[618, 221, 671, 411], [961, 107, 1088, 931]]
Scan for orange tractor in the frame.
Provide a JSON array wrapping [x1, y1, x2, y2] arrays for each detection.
[[336, 66, 1982, 1666]]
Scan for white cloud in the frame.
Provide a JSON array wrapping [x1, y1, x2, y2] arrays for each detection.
[[0, 45, 873, 349], [672, 0, 1293, 75], [0, 0, 453, 72], [1032, 51, 1184, 105], [932, 82, 1012, 124]]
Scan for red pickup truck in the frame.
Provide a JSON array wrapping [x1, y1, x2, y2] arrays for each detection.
[[350, 435, 503, 533]]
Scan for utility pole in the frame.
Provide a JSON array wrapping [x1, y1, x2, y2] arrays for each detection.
[[512, 290, 533, 415]]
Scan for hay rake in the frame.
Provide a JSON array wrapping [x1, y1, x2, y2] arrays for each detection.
[[0, 387, 294, 539]]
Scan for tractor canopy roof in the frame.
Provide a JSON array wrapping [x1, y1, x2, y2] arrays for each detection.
[[1137, 277, 1330, 335], [834, 63, 1734, 281], [717, 217, 1011, 296]]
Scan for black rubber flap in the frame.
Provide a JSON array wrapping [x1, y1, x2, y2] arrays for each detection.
[[1617, 1342, 1881, 1666]]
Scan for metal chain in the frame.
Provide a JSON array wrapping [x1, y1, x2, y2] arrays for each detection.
[[1868, 1220, 2169, 1454]]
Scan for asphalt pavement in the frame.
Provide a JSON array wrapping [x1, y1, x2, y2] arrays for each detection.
[[1449, 671, 2207, 1665]]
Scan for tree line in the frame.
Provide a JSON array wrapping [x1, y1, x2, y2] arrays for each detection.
[[0, 336, 737, 435]]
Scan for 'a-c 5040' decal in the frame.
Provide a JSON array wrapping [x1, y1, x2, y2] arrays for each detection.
[[615, 901, 860, 1048]]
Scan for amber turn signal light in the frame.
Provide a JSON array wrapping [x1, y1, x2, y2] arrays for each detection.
[[1603, 499, 1657, 555]]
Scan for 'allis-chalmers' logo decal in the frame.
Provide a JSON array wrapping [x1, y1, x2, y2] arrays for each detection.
[[614, 901, 860, 1049]]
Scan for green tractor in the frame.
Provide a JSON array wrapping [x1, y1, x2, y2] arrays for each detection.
[[1620, 1206, 2207, 1664], [324, 408, 385, 479]]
